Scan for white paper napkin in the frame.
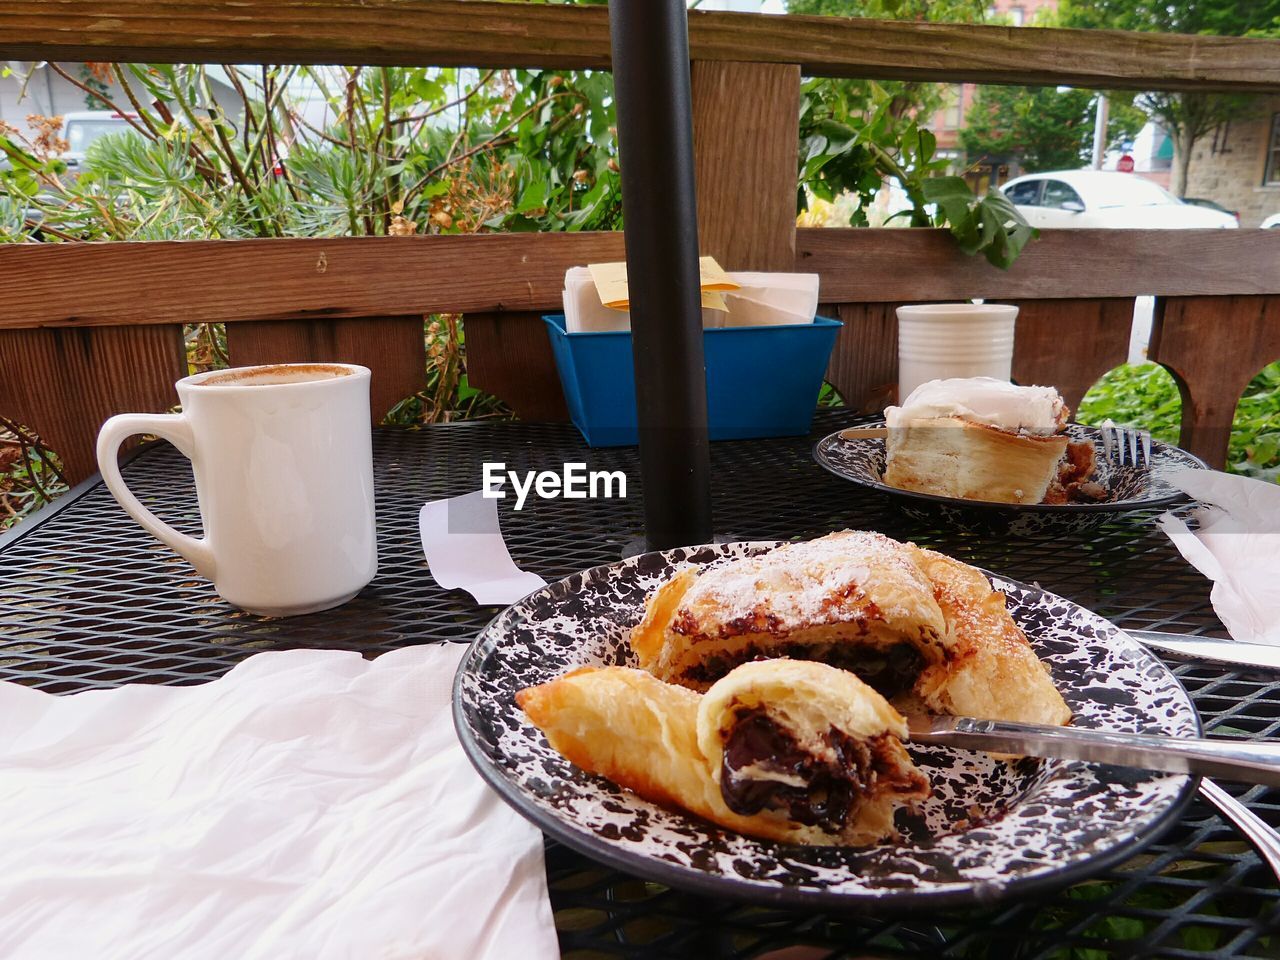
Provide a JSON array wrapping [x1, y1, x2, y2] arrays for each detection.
[[1158, 468, 1280, 645], [0, 644, 559, 960], [563, 267, 631, 333], [420, 491, 548, 605], [721, 272, 820, 327]]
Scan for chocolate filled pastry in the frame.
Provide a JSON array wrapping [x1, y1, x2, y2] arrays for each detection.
[[632, 530, 1071, 728], [632, 530, 948, 696], [517, 659, 928, 846], [882, 377, 1100, 505]]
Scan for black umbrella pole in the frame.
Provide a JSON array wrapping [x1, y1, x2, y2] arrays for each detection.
[[608, 0, 714, 551]]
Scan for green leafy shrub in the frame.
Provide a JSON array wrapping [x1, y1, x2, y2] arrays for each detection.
[[1078, 361, 1280, 482], [796, 78, 1036, 269], [0, 65, 621, 242], [1229, 362, 1280, 481]]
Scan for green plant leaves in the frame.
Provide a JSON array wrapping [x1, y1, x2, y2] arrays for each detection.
[[795, 76, 1034, 263], [514, 180, 547, 215], [6, 59, 1022, 266], [921, 175, 1037, 268], [1078, 361, 1279, 482], [0, 63, 625, 241]]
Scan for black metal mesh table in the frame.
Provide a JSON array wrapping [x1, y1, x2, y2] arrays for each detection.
[[1, 410, 1277, 958]]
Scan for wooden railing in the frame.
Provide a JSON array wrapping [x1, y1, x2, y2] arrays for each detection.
[[2, 0, 1280, 482]]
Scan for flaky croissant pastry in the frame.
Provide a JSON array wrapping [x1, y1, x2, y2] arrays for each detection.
[[632, 530, 1071, 728], [632, 530, 948, 694], [909, 546, 1072, 726], [517, 659, 928, 846]]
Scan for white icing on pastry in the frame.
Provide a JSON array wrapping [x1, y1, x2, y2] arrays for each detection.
[[885, 377, 1065, 436]]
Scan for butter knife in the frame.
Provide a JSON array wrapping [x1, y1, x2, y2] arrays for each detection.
[[1126, 629, 1280, 672], [908, 715, 1280, 787]]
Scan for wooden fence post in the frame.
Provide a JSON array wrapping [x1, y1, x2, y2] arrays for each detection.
[[692, 60, 800, 272], [1009, 298, 1134, 411], [1149, 295, 1280, 469], [0, 326, 186, 484]]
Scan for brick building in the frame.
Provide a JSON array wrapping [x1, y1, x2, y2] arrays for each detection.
[[1184, 98, 1280, 228], [926, 0, 1059, 184]]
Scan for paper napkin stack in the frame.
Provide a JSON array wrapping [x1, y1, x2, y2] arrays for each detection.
[[722, 271, 821, 327], [562, 260, 820, 332], [1159, 468, 1280, 645]]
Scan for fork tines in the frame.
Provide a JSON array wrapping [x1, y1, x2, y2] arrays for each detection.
[[1101, 421, 1152, 468]]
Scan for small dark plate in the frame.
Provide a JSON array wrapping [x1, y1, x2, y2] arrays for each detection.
[[813, 423, 1207, 536], [453, 541, 1199, 911]]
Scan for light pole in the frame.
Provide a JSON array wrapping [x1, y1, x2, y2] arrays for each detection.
[[1058, 85, 1111, 169], [1092, 92, 1110, 169]]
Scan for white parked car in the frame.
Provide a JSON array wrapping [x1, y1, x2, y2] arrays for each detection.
[[0, 111, 137, 175], [999, 170, 1238, 229], [1261, 213, 1280, 229], [59, 111, 139, 176]]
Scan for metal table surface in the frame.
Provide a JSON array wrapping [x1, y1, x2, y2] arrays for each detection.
[[1, 410, 1277, 959]]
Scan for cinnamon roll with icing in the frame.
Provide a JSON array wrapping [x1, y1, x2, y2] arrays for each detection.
[[882, 377, 1102, 505]]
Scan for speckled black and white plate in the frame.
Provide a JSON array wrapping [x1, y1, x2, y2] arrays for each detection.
[[453, 541, 1200, 910], [813, 423, 1206, 537]]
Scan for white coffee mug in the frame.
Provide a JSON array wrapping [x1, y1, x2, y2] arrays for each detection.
[[896, 303, 1019, 402], [96, 363, 378, 617]]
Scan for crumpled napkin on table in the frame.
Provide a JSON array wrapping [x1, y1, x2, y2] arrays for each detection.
[[420, 491, 548, 606], [0, 643, 559, 960], [1158, 467, 1280, 646]]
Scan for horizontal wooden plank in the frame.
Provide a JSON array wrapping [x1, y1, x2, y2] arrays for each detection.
[[0, 233, 626, 329], [690, 13, 1280, 93], [0, 0, 611, 71], [799, 228, 1280, 302], [3, 0, 1280, 92], [4, 229, 1278, 329], [226, 316, 427, 422]]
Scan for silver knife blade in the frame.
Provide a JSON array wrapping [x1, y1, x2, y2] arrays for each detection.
[[907, 715, 1280, 787], [1125, 629, 1280, 671]]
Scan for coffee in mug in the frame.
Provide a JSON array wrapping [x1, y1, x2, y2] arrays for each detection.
[[96, 363, 378, 617]]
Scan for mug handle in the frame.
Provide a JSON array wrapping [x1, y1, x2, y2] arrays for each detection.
[[96, 413, 216, 579]]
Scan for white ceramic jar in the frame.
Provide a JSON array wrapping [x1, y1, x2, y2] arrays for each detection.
[[896, 303, 1019, 402]]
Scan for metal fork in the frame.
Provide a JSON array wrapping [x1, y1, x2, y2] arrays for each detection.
[[1123, 625, 1280, 877], [1198, 780, 1280, 881], [1100, 419, 1153, 468]]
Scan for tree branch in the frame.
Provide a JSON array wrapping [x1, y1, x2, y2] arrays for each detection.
[[47, 63, 153, 141]]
